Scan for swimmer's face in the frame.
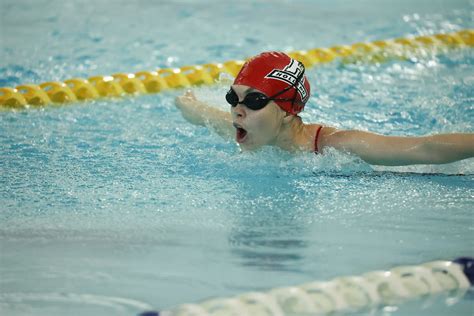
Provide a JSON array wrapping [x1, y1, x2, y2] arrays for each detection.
[[230, 84, 286, 150]]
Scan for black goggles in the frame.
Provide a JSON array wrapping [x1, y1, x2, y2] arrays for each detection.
[[226, 61, 305, 111]]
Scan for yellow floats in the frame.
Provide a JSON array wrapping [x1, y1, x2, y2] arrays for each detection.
[[1, 30, 472, 109]]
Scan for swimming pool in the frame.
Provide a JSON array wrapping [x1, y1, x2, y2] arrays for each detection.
[[1, 0, 473, 315]]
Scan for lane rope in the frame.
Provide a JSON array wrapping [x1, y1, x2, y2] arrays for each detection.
[[140, 257, 473, 316], [0, 29, 472, 109]]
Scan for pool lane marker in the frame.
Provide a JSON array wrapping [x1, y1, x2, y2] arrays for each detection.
[[0, 30, 473, 109], [139, 257, 473, 316]]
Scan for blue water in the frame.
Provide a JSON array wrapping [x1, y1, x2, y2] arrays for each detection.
[[1, 0, 473, 315]]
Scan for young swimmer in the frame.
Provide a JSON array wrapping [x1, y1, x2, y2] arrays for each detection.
[[175, 51, 474, 166]]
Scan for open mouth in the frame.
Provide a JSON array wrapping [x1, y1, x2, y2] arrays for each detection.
[[233, 123, 248, 143]]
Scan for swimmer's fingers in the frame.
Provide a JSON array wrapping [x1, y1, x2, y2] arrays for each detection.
[[174, 95, 206, 126], [175, 95, 202, 124], [176, 91, 201, 108], [184, 89, 196, 100], [175, 93, 231, 130], [175, 91, 195, 108], [175, 96, 194, 110]]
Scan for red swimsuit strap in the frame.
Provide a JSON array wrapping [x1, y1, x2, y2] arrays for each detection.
[[314, 125, 323, 154]]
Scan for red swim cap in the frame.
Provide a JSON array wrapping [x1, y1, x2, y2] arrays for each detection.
[[233, 51, 311, 115]]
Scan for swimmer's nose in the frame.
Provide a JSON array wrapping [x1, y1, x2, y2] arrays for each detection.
[[233, 103, 246, 119]]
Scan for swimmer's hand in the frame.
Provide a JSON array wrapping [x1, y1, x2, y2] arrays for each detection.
[[175, 90, 234, 139], [175, 90, 207, 126]]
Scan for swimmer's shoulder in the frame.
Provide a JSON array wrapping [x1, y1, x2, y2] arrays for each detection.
[[307, 123, 338, 138], [307, 123, 339, 151]]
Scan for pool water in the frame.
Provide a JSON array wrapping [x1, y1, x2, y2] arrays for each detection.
[[1, 0, 473, 315]]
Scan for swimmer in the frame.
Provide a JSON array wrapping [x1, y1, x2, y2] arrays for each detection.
[[175, 51, 474, 166]]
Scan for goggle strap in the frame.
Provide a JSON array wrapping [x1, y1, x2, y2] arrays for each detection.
[[227, 62, 306, 112], [268, 62, 305, 109]]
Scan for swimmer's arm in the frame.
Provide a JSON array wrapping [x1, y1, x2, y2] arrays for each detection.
[[320, 128, 474, 166], [175, 90, 234, 140]]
